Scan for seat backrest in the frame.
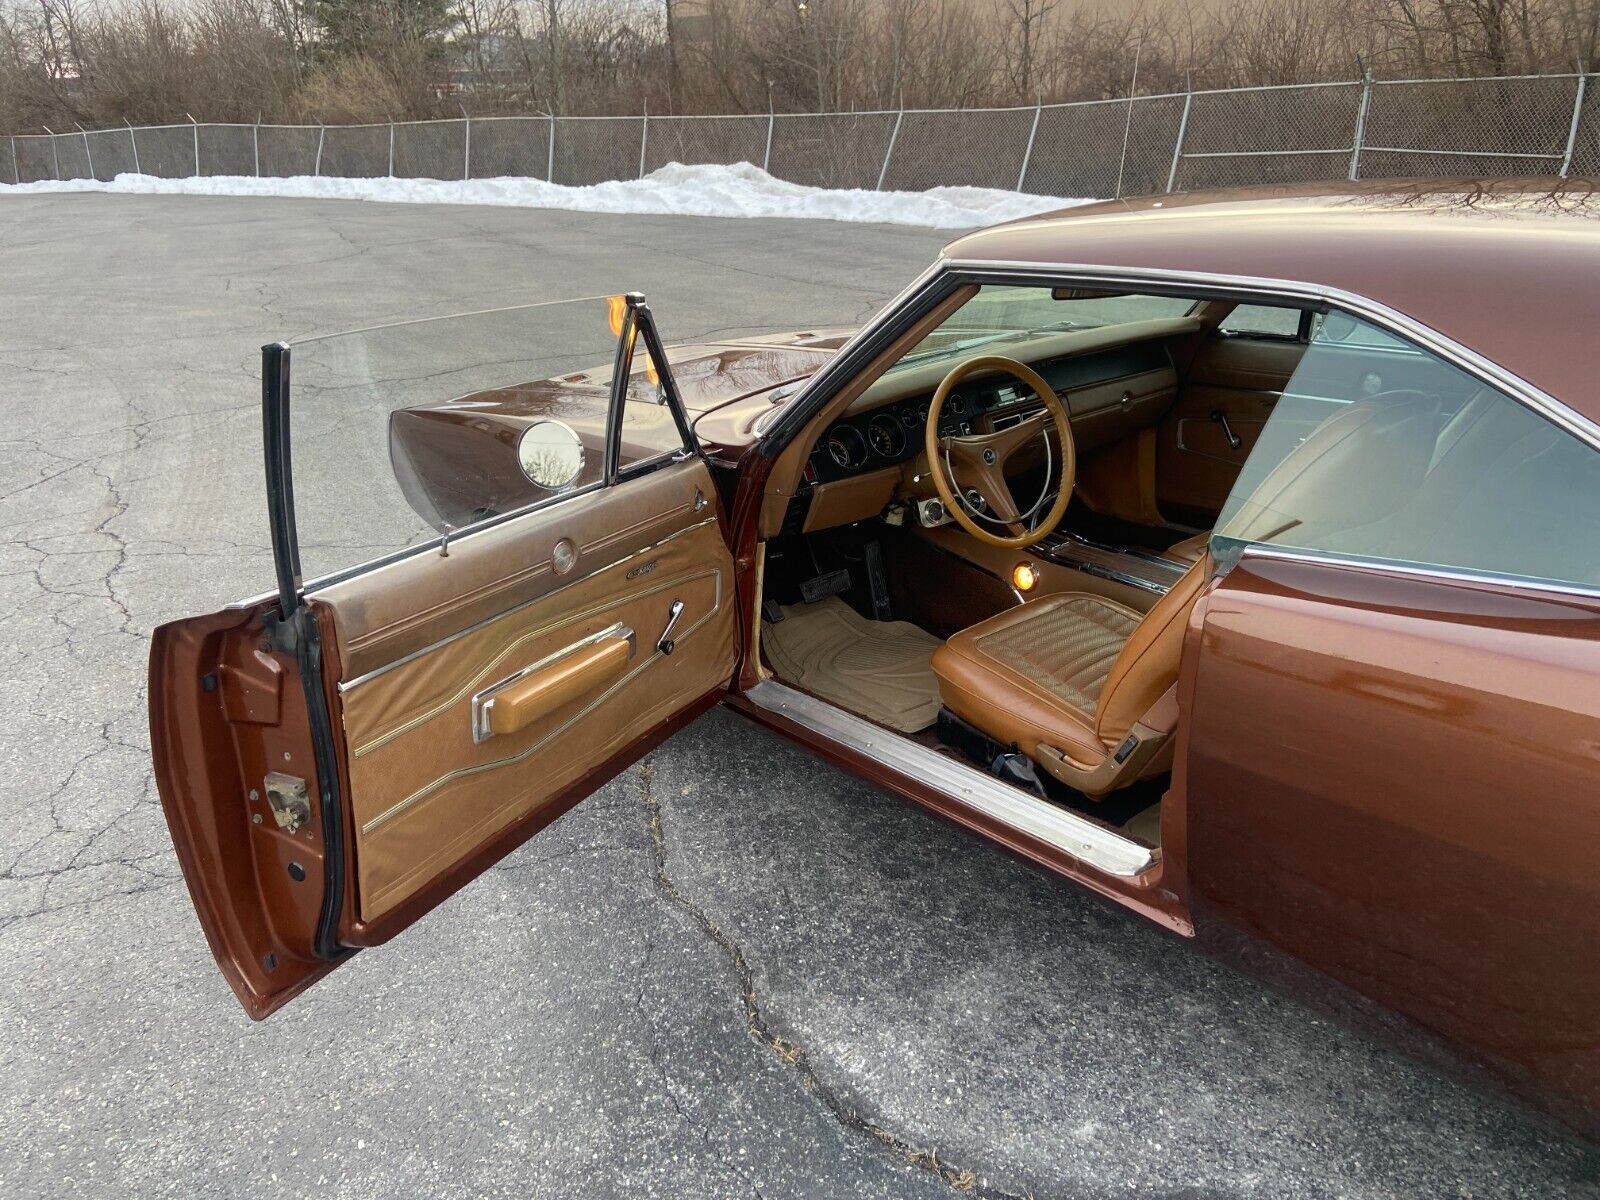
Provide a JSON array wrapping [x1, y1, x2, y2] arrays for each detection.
[[1093, 554, 1210, 745]]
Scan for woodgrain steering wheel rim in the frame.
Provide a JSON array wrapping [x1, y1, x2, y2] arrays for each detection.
[[924, 355, 1075, 549]]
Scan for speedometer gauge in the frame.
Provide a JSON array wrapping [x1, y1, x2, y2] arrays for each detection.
[[866, 414, 906, 459], [825, 426, 869, 470]]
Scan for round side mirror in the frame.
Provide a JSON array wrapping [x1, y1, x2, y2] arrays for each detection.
[[517, 419, 585, 490], [1317, 311, 1359, 343]]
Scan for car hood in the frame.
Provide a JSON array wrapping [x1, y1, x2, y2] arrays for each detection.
[[404, 329, 847, 426]]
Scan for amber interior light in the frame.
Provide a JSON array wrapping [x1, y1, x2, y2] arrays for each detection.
[[1012, 563, 1038, 592]]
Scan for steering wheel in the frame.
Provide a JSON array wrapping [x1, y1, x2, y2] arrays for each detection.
[[924, 355, 1075, 549]]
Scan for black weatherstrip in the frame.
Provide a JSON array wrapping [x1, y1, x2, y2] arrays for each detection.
[[261, 341, 351, 964]]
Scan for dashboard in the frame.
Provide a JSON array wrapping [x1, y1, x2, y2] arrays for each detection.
[[808, 339, 1174, 485]]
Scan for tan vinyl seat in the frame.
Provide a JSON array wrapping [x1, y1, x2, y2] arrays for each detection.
[[930, 555, 1210, 795]]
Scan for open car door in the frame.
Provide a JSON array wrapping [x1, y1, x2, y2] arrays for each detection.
[[150, 295, 740, 1017]]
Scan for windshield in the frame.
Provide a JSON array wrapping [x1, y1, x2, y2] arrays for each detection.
[[889, 285, 1194, 373]]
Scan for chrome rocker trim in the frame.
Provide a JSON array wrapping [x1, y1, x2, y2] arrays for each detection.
[[742, 680, 1155, 879]]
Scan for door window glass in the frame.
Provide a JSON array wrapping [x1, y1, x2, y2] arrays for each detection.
[[288, 296, 689, 585], [1215, 312, 1600, 587]]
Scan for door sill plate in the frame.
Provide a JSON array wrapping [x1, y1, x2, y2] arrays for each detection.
[[742, 680, 1155, 878]]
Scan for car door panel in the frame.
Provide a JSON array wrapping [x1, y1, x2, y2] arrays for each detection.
[[326, 464, 734, 922], [152, 296, 743, 1016], [1186, 553, 1600, 1126], [151, 598, 345, 1017], [1158, 335, 1303, 521]]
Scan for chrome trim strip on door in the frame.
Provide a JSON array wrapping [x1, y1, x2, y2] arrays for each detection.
[[1236, 543, 1600, 601], [470, 622, 636, 744], [360, 591, 723, 836], [933, 260, 1600, 457], [348, 569, 722, 757], [742, 680, 1155, 878], [336, 516, 719, 693]]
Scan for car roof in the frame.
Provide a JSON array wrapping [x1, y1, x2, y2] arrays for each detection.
[[943, 179, 1600, 424]]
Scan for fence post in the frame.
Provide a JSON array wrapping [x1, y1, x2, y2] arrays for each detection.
[[187, 113, 199, 176], [76, 123, 93, 180], [877, 108, 904, 191], [638, 104, 649, 178], [1112, 42, 1144, 197], [388, 123, 395, 177], [1348, 72, 1373, 180], [126, 120, 140, 175], [9, 136, 17, 185], [314, 123, 325, 177], [43, 127, 60, 180], [1017, 102, 1042, 191], [1166, 87, 1193, 193], [253, 119, 260, 177], [1560, 72, 1588, 176], [547, 113, 556, 182], [763, 108, 775, 173], [462, 110, 471, 180]]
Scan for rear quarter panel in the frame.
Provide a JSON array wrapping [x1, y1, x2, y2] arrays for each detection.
[[1184, 555, 1600, 1134]]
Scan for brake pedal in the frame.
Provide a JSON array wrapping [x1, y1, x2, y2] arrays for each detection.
[[761, 599, 785, 624]]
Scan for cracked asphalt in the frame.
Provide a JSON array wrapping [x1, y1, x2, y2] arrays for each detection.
[[2, 193, 1597, 1199]]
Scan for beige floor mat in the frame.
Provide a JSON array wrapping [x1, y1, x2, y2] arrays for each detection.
[[762, 597, 943, 733]]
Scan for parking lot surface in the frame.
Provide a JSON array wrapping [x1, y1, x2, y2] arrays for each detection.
[[2, 194, 1596, 1198]]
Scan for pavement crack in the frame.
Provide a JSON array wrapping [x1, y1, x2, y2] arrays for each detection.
[[637, 761, 1024, 1200], [632, 930, 769, 1200]]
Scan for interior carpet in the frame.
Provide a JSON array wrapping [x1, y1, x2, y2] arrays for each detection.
[[1124, 804, 1162, 847], [762, 597, 943, 734]]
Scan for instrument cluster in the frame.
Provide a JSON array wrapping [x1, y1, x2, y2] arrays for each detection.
[[814, 390, 979, 480], [805, 340, 1173, 486]]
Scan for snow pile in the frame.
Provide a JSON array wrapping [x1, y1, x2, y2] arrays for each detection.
[[0, 160, 1093, 229]]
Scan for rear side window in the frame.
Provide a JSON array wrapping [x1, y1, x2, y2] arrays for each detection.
[[1219, 304, 1303, 340], [1215, 312, 1600, 588]]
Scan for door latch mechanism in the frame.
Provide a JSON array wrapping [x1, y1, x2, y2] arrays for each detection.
[[657, 599, 685, 655], [263, 772, 310, 833]]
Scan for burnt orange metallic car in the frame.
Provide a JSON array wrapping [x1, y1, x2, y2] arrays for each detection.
[[151, 179, 1600, 1138]]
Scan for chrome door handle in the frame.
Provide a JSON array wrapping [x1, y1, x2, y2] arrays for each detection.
[[657, 599, 685, 655]]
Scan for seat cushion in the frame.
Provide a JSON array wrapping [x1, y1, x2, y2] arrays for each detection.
[[930, 593, 1142, 763]]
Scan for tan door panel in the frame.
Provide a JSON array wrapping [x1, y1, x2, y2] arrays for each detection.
[[1158, 335, 1304, 521], [322, 460, 737, 922]]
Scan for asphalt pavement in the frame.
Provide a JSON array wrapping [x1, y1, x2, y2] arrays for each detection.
[[1, 193, 1596, 1199]]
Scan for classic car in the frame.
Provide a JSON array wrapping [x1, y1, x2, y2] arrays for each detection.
[[150, 178, 1600, 1138]]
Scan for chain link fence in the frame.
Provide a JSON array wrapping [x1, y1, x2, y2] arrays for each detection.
[[6, 72, 1596, 195]]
